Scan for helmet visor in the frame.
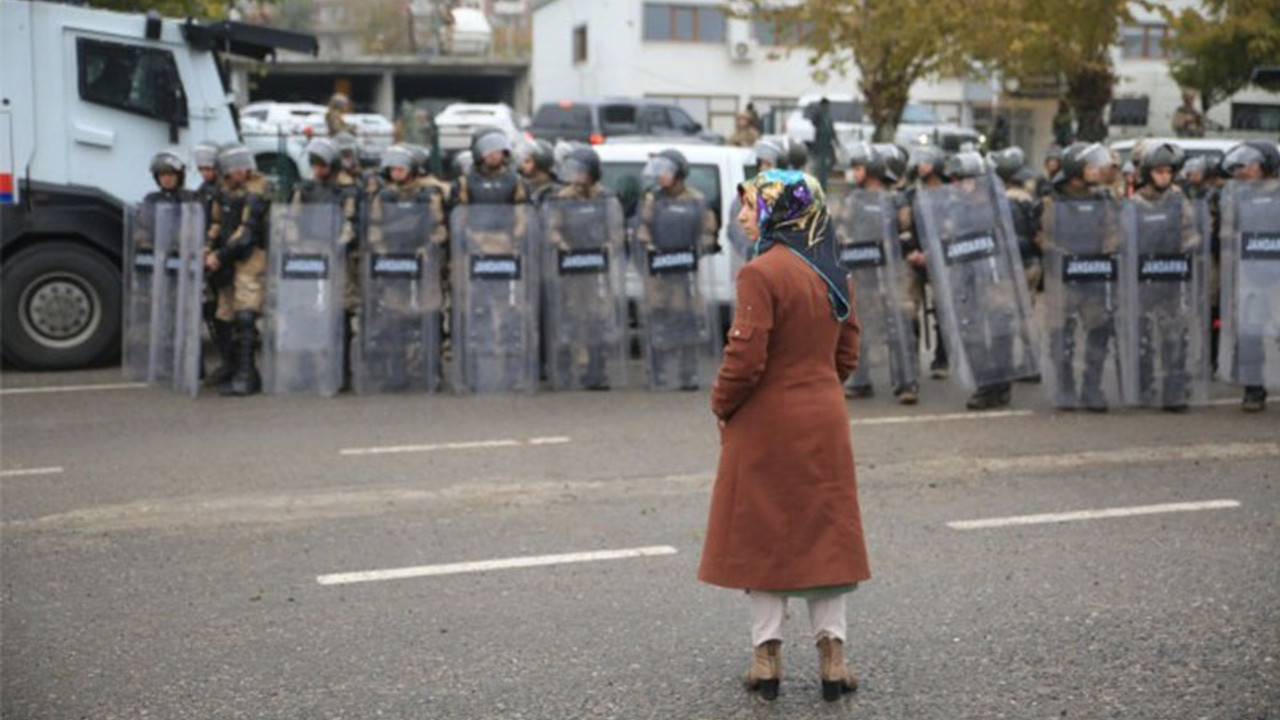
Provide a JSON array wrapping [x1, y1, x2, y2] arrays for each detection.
[[1079, 143, 1114, 170], [751, 140, 783, 166], [474, 133, 512, 157], [643, 156, 679, 181], [380, 147, 414, 171], [557, 157, 590, 183], [218, 147, 254, 174], [1221, 145, 1265, 175]]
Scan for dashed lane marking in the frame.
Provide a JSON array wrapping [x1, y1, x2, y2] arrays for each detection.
[[316, 545, 678, 586], [0, 466, 64, 478], [947, 499, 1241, 530], [339, 436, 571, 457], [852, 410, 1033, 426], [0, 382, 147, 396]]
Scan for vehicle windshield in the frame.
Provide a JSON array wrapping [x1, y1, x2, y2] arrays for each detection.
[[533, 104, 593, 130], [901, 104, 939, 124]]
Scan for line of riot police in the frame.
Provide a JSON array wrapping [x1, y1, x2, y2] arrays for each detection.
[[124, 128, 724, 397], [823, 136, 1280, 413]]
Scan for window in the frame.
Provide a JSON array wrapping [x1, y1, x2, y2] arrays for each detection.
[[1120, 24, 1170, 59], [639, 105, 672, 130], [77, 38, 187, 124], [1109, 96, 1150, 126], [600, 104, 640, 134], [573, 24, 587, 64], [643, 3, 727, 43], [752, 18, 803, 46], [1231, 103, 1280, 132], [668, 106, 700, 131]]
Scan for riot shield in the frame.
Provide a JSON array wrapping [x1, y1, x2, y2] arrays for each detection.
[[170, 203, 207, 399], [836, 188, 919, 394], [122, 204, 157, 382], [1121, 192, 1210, 408], [1218, 180, 1280, 390], [634, 195, 718, 391], [1041, 195, 1126, 410], [449, 204, 540, 394], [540, 195, 628, 391], [915, 175, 1039, 392], [262, 202, 346, 396], [145, 204, 182, 387], [356, 194, 444, 394]]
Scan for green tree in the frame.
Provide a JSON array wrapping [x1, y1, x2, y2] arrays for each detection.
[[737, 0, 970, 142], [1166, 0, 1280, 113], [90, 0, 229, 18]]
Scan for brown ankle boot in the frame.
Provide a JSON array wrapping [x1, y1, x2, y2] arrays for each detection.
[[817, 636, 857, 701], [745, 639, 781, 700]]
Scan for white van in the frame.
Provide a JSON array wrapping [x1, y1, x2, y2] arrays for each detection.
[[593, 142, 754, 328]]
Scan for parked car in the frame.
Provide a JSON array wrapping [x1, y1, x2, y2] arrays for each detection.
[[528, 99, 723, 146], [593, 142, 754, 333], [434, 102, 522, 154], [240, 100, 394, 187], [784, 94, 981, 159]]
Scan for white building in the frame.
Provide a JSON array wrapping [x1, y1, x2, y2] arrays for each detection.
[[532, 0, 1278, 165]]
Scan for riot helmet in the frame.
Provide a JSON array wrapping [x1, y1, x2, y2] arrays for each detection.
[[217, 144, 255, 176], [191, 142, 219, 170], [1179, 156, 1207, 183], [452, 149, 475, 177], [786, 137, 809, 171], [1138, 141, 1186, 187], [471, 127, 513, 165], [1221, 141, 1280, 178], [644, 148, 689, 184], [150, 150, 186, 187], [559, 146, 602, 186], [873, 143, 907, 184], [990, 146, 1026, 182], [945, 150, 986, 180], [379, 144, 415, 177], [305, 138, 338, 169], [403, 144, 430, 175], [523, 138, 556, 174], [908, 145, 946, 181], [750, 139, 786, 171], [1055, 142, 1112, 185], [331, 132, 359, 161]]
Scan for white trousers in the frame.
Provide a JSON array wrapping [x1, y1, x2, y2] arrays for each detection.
[[749, 591, 847, 647]]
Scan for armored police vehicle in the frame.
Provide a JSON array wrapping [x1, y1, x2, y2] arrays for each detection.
[[0, 0, 314, 369]]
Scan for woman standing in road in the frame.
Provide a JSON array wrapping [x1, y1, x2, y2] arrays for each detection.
[[698, 169, 872, 702]]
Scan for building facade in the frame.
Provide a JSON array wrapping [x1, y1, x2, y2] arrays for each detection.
[[532, 0, 1279, 165]]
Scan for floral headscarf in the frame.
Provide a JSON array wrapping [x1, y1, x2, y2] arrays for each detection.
[[738, 169, 851, 321]]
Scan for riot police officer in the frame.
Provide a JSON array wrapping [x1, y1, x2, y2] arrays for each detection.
[[542, 147, 628, 390], [1218, 141, 1280, 412], [450, 128, 537, 392], [358, 144, 449, 392], [1037, 142, 1123, 411], [635, 148, 720, 390], [837, 142, 920, 403], [1037, 145, 1064, 198], [519, 139, 562, 207], [205, 144, 272, 396], [1126, 141, 1204, 411], [991, 146, 1043, 300], [289, 138, 361, 389], [904, 145, 950, 379]]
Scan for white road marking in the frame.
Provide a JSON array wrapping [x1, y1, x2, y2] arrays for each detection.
[[0, 382, 147, 396], [316, 545, 678, 586], [0, 466, 64, 478], [852, 410, 1033, 426], [947, 499, 1241, 531], [339, 435, 572, 457]]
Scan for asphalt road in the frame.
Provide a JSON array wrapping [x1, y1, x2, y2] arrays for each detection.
[[2, 366, 1277, 719]]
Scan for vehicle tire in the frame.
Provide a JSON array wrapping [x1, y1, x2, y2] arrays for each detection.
[[1, 242, 121, 370]]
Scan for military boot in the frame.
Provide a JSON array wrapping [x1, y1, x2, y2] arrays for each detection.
[[1242, 386, 1268, 413], [223, 311, 261, 396], [817, 636, 857, 701], [205, 319, 237, 387], [745, 640, 781, 701]]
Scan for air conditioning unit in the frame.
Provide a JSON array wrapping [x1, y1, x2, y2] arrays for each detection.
[[727, 18, 755, 63]]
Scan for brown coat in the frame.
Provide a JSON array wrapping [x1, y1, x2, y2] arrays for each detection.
[[698, 246, 872, 592]]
